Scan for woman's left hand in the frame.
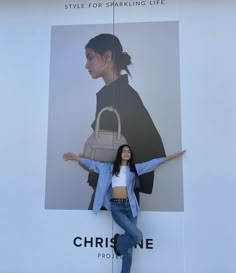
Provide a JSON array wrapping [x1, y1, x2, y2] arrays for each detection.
[[165, 150, 186, 161]]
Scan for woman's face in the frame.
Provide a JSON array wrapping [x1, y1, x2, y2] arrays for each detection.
[[121, 146, 131, 162], [85, 48, 107, 79]]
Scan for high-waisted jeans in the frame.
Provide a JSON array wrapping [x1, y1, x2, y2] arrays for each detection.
[[111, 200, 143, 273]]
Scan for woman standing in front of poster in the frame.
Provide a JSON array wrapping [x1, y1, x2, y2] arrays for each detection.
[[63, 145, 185, 273], [84, 33, 166, 209]]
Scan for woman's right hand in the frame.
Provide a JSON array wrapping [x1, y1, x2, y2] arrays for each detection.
[[63, 152, 83, 162]]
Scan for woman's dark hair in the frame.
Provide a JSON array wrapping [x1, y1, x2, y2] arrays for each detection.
[[112, 144, 135, 176], [85, 33, 132, 76]]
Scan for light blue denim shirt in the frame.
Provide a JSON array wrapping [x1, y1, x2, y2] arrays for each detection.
[[80, 157, 165, 217]]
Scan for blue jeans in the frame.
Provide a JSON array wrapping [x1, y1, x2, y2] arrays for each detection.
[[111, 200, 143, 273]]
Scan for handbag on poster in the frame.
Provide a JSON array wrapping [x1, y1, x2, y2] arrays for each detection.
[[83, 106, 127, 162]]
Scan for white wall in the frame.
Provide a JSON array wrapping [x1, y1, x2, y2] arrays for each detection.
[[180, 1, 236, 272], [0, 0, 236, 272]]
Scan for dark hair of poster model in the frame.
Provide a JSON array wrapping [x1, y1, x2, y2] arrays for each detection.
[[85, 33, 132, 76]]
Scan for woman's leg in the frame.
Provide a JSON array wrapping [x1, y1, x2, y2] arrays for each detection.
[[121, 247, 133, 273], [111, 201, 143, 273], [111, 202, 143, 251]]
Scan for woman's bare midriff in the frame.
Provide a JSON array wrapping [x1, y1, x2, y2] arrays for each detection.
[[112, 186, 128, 198]]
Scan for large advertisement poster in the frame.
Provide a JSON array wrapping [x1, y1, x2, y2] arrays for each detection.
[[45, 21, 183, 212]]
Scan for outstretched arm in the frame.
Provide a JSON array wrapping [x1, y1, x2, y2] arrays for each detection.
[[63, 152, 107, 173], [63, 152, 90, 171], [135, 150, 186, 175], [63, 152, 81, 162], [165, 150, 186, 162]]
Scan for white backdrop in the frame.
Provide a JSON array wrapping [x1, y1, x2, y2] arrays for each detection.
[[0, 0, 236, 273]]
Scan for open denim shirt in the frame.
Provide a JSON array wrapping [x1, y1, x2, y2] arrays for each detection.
[[80, 157, 165, 217]]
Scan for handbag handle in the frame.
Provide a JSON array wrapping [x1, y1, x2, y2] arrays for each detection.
[[95, 106, 122, 140]]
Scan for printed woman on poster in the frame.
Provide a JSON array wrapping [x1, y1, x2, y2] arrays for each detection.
[[83, 33, 166, 209]]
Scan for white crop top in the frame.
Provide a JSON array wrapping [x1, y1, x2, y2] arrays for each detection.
[[112, 166, 127, 188]]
